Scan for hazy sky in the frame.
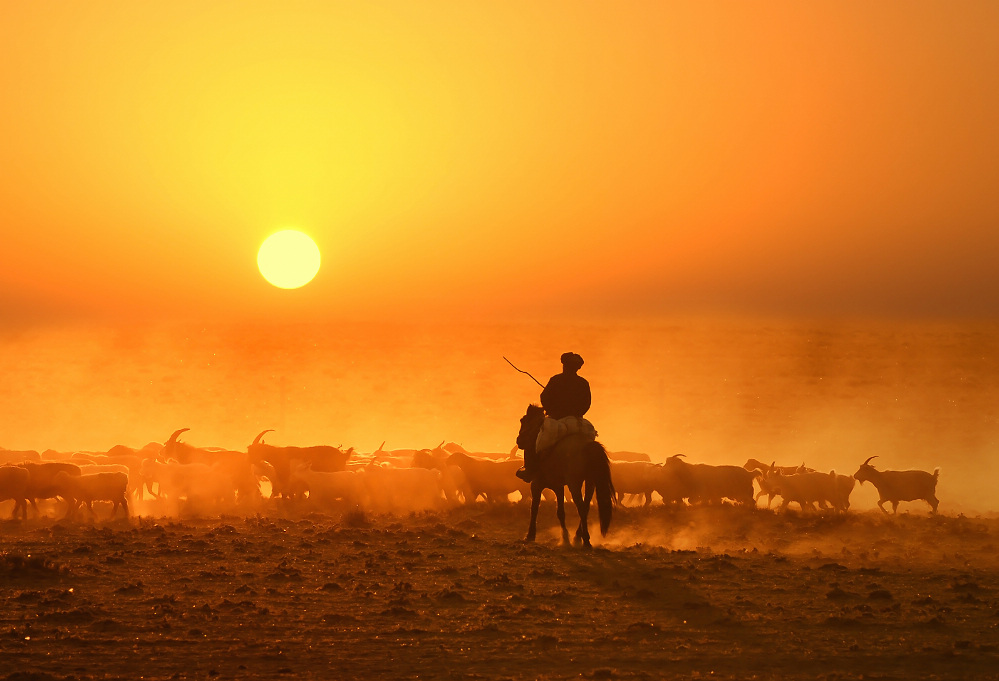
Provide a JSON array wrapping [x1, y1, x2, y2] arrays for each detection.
[[3, 2, 999, 325]]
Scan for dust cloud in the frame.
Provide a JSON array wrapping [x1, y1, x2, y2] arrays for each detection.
[[1, 317, 997, 514]]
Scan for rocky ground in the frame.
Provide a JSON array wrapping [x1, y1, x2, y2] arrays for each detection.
[[2, 503, 999, 680]]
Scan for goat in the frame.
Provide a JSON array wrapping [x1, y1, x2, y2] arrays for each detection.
[[853, 456, 939, 514], [164, 429, 259, 504], [650, 463, 687, 506], [744, 458, 814, 475], [0, 465, 31, 520], [247, 430, 351, 500]]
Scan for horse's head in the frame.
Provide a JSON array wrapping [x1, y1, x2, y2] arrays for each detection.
[[516, 404, 546, 451]]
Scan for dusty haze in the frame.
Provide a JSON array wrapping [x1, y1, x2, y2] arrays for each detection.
[[2, 317, 996, 515]]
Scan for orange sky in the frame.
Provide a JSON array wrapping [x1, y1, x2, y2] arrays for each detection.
[[3, 2, 999, 325]]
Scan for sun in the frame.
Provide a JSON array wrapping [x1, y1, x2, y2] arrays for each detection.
[[257, 230, 321, 289]]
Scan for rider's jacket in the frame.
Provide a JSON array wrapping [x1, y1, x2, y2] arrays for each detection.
[[540, 372, 591, 420]]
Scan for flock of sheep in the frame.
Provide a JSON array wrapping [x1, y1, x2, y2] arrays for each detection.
[[0, 428, 941, 522]]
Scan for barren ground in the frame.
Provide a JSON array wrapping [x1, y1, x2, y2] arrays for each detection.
[[2, 503, 999, 680]]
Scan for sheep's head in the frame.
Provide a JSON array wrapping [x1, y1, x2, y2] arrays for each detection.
[[853, 456, 878, 484]]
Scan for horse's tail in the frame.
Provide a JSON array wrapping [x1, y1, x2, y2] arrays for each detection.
[[588, 441, 613, 536]]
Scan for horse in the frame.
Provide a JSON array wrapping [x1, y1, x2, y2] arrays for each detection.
[[516, 404, 614, 547]]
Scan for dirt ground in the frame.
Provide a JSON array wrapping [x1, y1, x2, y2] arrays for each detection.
[[2, 502, 999, 680]]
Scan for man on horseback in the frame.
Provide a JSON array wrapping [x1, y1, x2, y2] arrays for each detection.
[[516, 352, 597, 483]]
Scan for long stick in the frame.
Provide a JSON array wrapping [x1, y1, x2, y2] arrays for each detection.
[[503, 356, 545, 389]]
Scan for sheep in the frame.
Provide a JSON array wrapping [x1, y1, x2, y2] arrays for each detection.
[[54, 471, 129, 520], [361, 464, 443, 513], [441, 442, 518, 461], [0, 465, 30, 520], [762, 469, 841, 513], [663, 455, 757, 506], [445, 452, 530, 503], [753, 469, 782, 509], [104, 444, 159, 499], [0, 448, 41, 465], [412, 447, 469, 504], [608, 451, 653, 463], [79, 463, 131, 477], [289, 463, 364, 510], [140, 459, 232, 508], [833, 472, 856, 512], [609, 461, 662, 506], [853, 456, 939, 514], [20, 462, 82, 518]]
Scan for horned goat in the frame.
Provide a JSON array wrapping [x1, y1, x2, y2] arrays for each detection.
[[853, 456, 939, 514]]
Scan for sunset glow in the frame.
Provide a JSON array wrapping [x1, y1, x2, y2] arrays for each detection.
[[3, 6, 999, 677], [3, 2, 998, 323]]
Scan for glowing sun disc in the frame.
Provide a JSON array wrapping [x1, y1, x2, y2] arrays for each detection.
[[257, 230, 321, 289]]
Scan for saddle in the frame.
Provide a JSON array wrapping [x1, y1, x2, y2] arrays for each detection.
[[535, 416, 597, 454]]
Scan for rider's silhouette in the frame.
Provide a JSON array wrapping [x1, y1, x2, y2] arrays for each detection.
[[517, 352, 591, 482]]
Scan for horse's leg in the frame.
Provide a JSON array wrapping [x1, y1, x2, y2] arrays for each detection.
[[525, 481, 542, 542], [555, 488, 570, 546], [569, 482, 591, 548]]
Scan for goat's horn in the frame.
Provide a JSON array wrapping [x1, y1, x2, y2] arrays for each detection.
[[862, 455, 878, 466], [167, 428, 189, 444], [252, 429, 274, 446]]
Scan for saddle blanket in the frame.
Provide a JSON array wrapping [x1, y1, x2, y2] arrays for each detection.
[[536, 416, 597, 453]]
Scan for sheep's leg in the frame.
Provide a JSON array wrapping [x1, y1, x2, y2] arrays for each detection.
[[877, 499, 890, 514], [61, 497, 79, 521]]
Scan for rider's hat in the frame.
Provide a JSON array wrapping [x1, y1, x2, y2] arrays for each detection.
[[560, 352, 584, 371]]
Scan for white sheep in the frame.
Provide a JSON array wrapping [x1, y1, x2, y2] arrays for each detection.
[[362, 464, 444, 513], [290, 463, 365, 510]]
